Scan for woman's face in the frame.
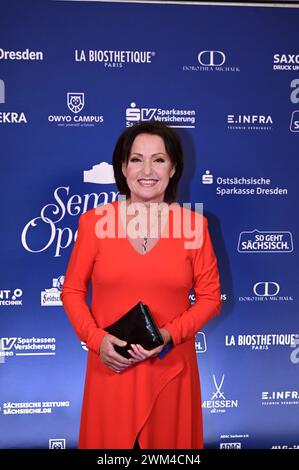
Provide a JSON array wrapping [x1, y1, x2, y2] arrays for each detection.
[[121, 133, 176, 204]]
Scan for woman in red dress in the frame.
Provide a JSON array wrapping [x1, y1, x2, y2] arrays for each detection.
[[61, 121, 222, 449]]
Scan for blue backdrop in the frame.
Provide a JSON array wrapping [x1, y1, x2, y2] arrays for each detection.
[[1, 0, 298, 450]]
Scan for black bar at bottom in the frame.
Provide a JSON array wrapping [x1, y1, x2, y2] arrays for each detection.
[[0, 449, 298, 466]]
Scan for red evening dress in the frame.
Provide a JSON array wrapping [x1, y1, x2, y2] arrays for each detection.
[[60, 199, 222, 449]]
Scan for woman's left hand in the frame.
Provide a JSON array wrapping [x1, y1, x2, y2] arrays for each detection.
[[128, 328, 172, 363]]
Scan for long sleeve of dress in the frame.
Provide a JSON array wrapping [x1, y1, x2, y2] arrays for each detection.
[[60, 212, 107, 354], [163, 215, 222, 346]]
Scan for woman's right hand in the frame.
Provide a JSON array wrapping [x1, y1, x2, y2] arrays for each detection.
[[99, 334, 136, 373]]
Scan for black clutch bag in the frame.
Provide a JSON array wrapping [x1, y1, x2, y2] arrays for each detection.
[[105, 301, 164, 358]]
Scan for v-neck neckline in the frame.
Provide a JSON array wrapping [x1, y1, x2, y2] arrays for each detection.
[[116, 199, 171, 257]]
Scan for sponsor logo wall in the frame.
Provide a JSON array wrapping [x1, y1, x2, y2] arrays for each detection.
[[0, 0, 298, 449]]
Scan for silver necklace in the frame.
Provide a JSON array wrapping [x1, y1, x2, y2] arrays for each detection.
[[121, 199, 166, 254]]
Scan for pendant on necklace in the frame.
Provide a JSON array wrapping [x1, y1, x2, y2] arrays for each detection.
[[142, 236, 148, 253]]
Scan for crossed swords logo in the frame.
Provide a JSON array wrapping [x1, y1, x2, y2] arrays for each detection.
[[211, 374, 226, 400]]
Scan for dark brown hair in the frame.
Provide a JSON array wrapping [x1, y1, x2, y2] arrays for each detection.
[[112, 121, 184, 204]]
